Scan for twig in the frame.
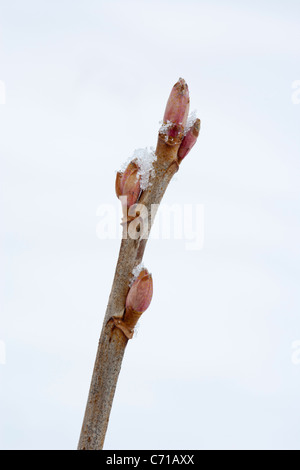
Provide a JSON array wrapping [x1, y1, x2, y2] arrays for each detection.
[[78, 78, 200, 450]]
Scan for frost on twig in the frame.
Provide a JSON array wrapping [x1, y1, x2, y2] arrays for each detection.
[[161, 110, 197, 138], [130, 262, 145, 286], [159, 120, 173, 142], [120, 147, 157, 191]]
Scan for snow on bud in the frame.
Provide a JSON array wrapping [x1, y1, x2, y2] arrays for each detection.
[[115, 161, 141, 207], [125, 269, 153, 314], [163, 78, 190, 128], [178, 118, 200, 160]]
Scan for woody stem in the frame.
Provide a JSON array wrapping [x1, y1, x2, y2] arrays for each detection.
[[78, 134, 182, 450]]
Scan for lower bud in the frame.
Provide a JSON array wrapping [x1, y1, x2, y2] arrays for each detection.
[[125, 269, 153, 315], [178, 118, 200, 160], [115, 161, 141, 207]]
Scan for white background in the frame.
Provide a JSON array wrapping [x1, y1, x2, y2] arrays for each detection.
[[0, 0, 300, 450]]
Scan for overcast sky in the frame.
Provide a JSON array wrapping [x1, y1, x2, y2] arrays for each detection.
[[0, 0, 300, 450]]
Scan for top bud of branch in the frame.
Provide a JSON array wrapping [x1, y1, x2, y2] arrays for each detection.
[[163, 78, 190, 128]]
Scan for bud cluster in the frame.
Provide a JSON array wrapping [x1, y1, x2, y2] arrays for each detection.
[[113, 78, 200, 338], [161, 77, 200, 157]]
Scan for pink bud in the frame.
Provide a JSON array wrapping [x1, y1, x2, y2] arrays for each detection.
[[178, 118, 200, 160], [125, 269, 153, 314], [115, 162, 141, 207], [163, 78, 190, 128]]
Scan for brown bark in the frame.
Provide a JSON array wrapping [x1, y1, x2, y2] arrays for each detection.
[[78, 123, 192, 450]]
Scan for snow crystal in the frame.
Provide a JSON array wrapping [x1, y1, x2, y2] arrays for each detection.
[[133, 321, 140, 338], [135, 148, 157, 190], [132, 262, 144, 281], [159, 120, 173, 134], [159, 120, 173, 143], [159, 111, 197, 138], [120, 148, 157, 191], [129, 262, 146, 286], [184, 110, 197, 135]]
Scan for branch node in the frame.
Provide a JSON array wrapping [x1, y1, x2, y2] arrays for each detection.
[[111, 316, 134, 340]]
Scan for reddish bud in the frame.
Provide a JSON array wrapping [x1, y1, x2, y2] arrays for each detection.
[[115, 162, 141, 207], [163, 78, 190, 128], [178, 118, 200, 160], [125, 269, 153, 314]]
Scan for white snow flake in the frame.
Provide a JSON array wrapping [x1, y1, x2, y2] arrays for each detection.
[[131, 262, 145, 282], [184, 110, 197, 135], [120, 148, 157, 191]]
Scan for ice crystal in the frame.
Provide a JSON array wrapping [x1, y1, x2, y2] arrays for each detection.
[[184, 109, 197, 135]]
